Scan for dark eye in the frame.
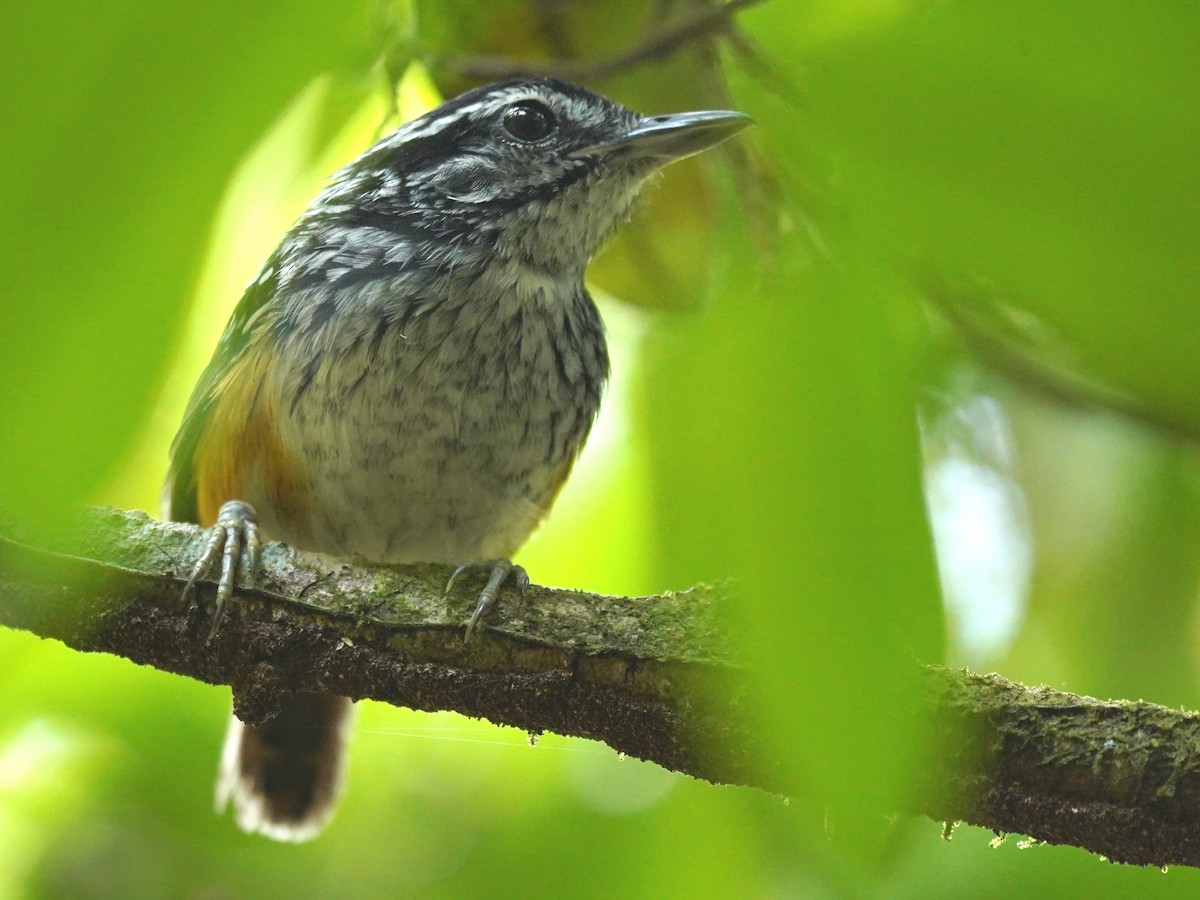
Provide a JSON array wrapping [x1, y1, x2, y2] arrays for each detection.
[[502, 101, 556, 142]]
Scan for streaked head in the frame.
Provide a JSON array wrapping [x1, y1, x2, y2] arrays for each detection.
[[321, 77, 752, 274]]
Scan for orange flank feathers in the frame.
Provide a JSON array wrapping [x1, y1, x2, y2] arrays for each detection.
[[193, 345, 311, 533], [540, 445, 583, 525]]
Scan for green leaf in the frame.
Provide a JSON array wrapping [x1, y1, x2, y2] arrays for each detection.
[[0, 1, 366, 531], [799, 2, 1200, 435]]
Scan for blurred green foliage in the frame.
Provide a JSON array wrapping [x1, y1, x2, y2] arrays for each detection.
[[799, 3, 1200, 436], [3, 1, 1200, 897], [0, 0, 364, 534]]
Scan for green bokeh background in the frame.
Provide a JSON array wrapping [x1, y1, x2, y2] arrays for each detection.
[[3, 1, 1200, 896]]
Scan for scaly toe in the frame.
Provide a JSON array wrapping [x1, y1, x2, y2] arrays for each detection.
[[451, 559, 526, 642], [180, 500, 261, 641]]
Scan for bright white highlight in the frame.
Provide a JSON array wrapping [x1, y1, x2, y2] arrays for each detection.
[[923, 393, 1033, 663]]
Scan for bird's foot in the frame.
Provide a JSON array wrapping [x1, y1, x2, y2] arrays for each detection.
[[182, 500, 261, 642], [445, 559, 529, 641]]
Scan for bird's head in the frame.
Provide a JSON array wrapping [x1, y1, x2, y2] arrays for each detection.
[[321, 77, 752, 276]]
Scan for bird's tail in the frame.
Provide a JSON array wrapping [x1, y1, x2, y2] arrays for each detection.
[[216, 693, 352, 842]]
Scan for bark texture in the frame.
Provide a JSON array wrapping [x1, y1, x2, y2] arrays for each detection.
[[2, 508, 1200, 868]]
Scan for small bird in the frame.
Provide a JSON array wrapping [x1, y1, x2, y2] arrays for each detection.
[[165, 77, 750, 841]]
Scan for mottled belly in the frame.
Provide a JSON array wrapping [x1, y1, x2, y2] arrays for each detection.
[[248, 307, 599, 564]]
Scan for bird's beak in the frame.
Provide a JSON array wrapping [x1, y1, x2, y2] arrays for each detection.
[[570, 110, 754, 164]]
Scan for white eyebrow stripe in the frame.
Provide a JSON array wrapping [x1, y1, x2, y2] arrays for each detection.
[[379, 86, 576, 148]]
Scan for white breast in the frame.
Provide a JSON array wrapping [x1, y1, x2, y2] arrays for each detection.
[[254, 268, 606, 565]]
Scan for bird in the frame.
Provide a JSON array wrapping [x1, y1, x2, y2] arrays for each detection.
[[164, 76, 751, 842]]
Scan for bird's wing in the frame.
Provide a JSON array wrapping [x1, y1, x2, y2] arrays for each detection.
[[163, 255, 282, 524]]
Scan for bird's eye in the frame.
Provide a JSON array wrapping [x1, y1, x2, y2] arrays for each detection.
[[502, 101, 556, 142]]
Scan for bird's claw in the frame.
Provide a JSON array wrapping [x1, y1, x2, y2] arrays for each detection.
[[445, 559, 529, 641], [182, 500, 261, 642]]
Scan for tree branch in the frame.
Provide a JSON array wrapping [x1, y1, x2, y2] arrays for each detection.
[[917, 667, 1200, 867], [0, 508, 760, 789], [3, 508, 1200, 868]]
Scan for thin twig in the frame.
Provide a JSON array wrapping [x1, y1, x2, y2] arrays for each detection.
[[924, 278, 1200, 444], [443, 0, 769, 83]]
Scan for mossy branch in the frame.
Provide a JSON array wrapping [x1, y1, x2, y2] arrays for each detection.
[[2, 508, 1200, 867]]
